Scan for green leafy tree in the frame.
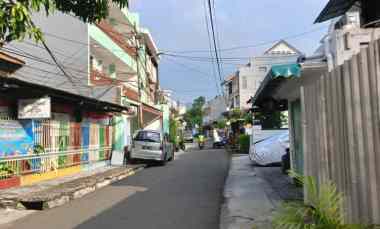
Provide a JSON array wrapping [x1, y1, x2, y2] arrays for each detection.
[[169, 117, 178, 144], [0, 0, 129, 43], [215, 119, 227, 129], [184, 96, 205, 128], [254, 111, 285, 129]]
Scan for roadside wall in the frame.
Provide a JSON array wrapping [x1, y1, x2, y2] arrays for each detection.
[[301, 39, 380, 224]]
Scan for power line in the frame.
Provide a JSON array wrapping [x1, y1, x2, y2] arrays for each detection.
[[203, 0, 221, 95], [38, 24, 313, 61], [43, 32, 90, 46], [3, 46, 136, 79], [212, 0, 224, 79], [161, 25, 327, 54], [3, 47, 138, 99], [206, 0, 223, 85], [161, 53, 244, 66], [23, 40, 76, 59], [2, 47, 89, 79], [170, 88, 214, 94], [162, 53, 249, 61], [31, 27, 79, 91], [23, 21, 327, 61], [161, 55, 214, 80], [11, 43, 87, 84]]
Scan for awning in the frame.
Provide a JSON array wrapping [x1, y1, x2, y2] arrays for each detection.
[[140, 103, 162, 128], [314, 0, 357, 23], [0, 51, 25, 74], [271, 64, 301, 78], [252, 63, 301, 111]]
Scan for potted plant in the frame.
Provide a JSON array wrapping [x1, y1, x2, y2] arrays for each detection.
[[0, 163, 20, 189], [32, 144, 45, 172]]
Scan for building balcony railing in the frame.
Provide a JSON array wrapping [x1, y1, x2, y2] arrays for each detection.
[[90, 69, 117, 86], [90, 68, 135, 86], [122, 86, 139, 102], [96, 21, 136, 58]]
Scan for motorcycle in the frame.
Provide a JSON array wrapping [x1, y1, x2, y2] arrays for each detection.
[[198, 135, 205, 150], [179, 141, 186, 151], [198, 141, 205, 150]]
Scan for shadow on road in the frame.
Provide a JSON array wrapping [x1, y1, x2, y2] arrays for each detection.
[[73, 149, 229, 229]]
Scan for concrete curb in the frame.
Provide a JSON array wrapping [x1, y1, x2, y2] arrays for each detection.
[[219, 156, 279, 229], [1, 165, 146, 210]]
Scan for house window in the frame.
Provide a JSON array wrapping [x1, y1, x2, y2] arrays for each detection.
[[93, 58, 103, 72], [242, 76, 248, 89], [109, 18, 118, 26], [108, 64, 116, 78], [259, 66, 267, 72], [228, 83, 233, 95], [235, 96, 240, 107]]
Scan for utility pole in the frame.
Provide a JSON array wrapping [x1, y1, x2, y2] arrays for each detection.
[[133, 23, 143, 128]]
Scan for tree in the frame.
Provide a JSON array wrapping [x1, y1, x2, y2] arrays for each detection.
[[0, 0, 129, 43], [254, 111, 285, 129], [184, 96, 205, 128], [169, 117, 178, 144], [192, 96, 205, 109], [214, 119, 227, 129]]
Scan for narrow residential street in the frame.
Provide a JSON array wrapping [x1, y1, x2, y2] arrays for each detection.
[[1, 147, 229, 229], [1, 0, 379, 227]]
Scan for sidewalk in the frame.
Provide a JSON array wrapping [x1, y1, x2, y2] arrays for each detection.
[[220, 155, 302, 229], [0, 163, 146, 211]]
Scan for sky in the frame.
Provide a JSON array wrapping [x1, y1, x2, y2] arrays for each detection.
[[130, 0, 330, 104]]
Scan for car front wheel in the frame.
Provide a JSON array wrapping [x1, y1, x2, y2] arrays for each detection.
[[159, 153, 167, 166]]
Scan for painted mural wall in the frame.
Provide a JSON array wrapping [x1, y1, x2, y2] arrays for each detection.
[[0, 120, 34, 157]]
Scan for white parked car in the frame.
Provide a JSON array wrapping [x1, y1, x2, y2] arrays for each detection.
[[249, 132, 290, 166], [183, 130, 194, 143], [130, 130, 174, 165]]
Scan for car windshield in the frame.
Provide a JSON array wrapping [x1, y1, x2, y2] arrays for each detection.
[[135, 131, 161, 143]]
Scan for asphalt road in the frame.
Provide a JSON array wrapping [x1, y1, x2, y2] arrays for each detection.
[[3, 147, 229, 229]]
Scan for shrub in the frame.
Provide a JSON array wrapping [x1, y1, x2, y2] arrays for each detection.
[[238, 134, 250, 154], [0, 162, 14, 177], [273, 171, 368, 229]]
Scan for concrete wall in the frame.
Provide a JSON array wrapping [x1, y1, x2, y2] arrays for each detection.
[[301, 42, 380, 223], [8, 12, 119, 105], [323, 24, 380, 71]]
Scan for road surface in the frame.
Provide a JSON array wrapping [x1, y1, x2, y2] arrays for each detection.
[[2, 147, 229, 229]]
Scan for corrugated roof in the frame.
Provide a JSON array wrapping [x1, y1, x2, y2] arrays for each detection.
[[0, 51, 25, 66], [252, 63, 301, 107], [315, 0, 357, 23], [223, 73, 237, 83]]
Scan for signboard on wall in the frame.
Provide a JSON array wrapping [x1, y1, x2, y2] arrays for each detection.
[[0, 120, 34, 157], [18, 97, 51, 119]]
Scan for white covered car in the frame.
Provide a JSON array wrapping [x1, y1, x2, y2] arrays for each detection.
[[249, 132, 289, 166]]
